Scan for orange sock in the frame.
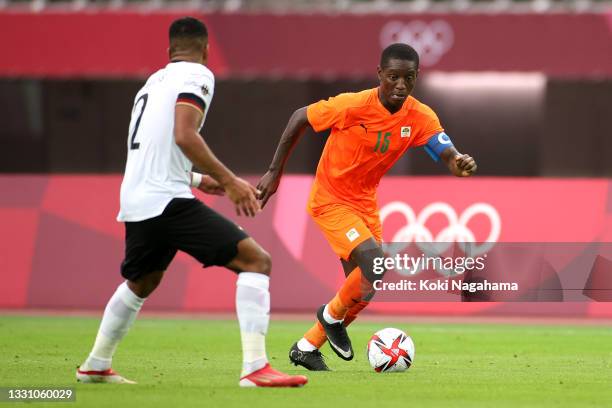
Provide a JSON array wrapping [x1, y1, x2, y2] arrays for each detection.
[[328, 267, 372, 320], [302, 268, 373, 349], [327, 294, 349, 321], [302, 301, 370, 349], [303, 321, 327, 349], [344, 300, 369, 326]]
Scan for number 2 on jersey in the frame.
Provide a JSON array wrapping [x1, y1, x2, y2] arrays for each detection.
[[130, 94, 148, 150]]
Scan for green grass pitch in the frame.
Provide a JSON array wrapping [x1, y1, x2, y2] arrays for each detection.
[[1, 315, 611, 407]]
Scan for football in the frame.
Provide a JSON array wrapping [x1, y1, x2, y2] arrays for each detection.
[[367, 328, 415, 373]]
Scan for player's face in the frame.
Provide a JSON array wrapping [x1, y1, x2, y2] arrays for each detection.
[[377, 58, 419, 111]]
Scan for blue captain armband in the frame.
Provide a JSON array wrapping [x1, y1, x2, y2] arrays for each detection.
[[424, 132, 454, 162]]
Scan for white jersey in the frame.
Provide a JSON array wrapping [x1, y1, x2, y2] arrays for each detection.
[[117, 61, 215, 222]]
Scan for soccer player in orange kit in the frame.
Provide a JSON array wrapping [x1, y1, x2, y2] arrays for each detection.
[[257, 43, 477, 370]]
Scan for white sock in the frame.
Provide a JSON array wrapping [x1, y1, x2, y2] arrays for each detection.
[[323, 304, 343, 324], [297, 337, 317, 352], [236, 272, 270, 377], [81, 282, 145, 371]]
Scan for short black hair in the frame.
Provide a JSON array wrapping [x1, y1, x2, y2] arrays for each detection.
[[169, 17, 208, 53], [380, 43, 419, 69]]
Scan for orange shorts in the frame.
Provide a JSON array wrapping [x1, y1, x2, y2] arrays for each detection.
[[308, 204, 382, 261]]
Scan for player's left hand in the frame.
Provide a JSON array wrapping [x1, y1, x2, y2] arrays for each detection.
[[257, 170, 281, 209], [454, 154, 477, 177], [198, 175, 225, 196]]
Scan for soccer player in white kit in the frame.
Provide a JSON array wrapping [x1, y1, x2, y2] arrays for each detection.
[[76, 17, 307, 388]]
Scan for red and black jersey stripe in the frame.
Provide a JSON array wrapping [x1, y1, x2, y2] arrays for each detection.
[[176, 92, 206, 114]]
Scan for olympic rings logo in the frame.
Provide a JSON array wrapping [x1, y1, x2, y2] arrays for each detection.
[[380, 201, 501, 262], [380, 20, 454, 67]]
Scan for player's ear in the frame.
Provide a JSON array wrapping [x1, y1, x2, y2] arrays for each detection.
[[203, 42, 210, 61], [167, 47, 171, 60], [377, 65, 383, 82]]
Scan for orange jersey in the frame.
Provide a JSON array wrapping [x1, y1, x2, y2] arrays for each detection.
[[306, 87, 444, 214]]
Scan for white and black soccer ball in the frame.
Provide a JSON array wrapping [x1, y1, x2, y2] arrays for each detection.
[[367, 327, 415, 373]]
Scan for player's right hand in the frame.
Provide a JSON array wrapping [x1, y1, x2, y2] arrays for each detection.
[[224, 177, 261, 217], [256, 170, 281, 209], [455, 154, 477, 177]]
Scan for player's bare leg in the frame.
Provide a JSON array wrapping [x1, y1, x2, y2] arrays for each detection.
[[227, 238, 307, 387], [76, 270, 165, 384]]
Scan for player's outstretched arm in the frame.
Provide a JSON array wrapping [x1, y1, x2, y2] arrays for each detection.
[[257, 107, 311, 208], [440, 146, 478, 177], [175, 104, 260, 217], [190, 173, 225, 196]]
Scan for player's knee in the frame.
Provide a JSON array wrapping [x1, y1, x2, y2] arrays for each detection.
[[231, 238, 272, 275], [350, 241, 386, 284], [127, 270, 164, 298], [249, 249, 272, 276]]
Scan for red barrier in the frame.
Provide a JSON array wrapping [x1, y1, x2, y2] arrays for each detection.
[[1, 175, 611, 317], [1, 11, 611, 78]]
